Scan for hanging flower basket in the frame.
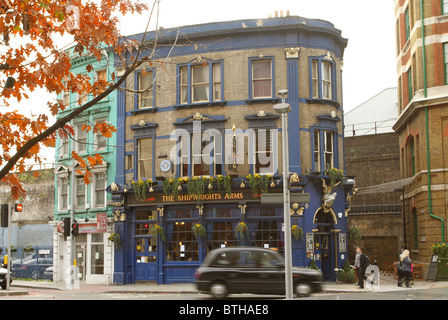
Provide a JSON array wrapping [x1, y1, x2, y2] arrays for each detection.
[[151, 224, 166, 241], [246, 174, 271, 194], [163, 178, 182, 198], [291, 225, 303, 241], [187, 176, 207, 199], [192, 223, 206, 239], [215, 175, 232, 195], [132, 178, 153, 201], [108, 232, 121, 249], [235, 221, 249, 239]]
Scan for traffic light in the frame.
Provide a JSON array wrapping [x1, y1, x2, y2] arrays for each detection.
[[71, 221, 79, 236], [63, 217, 71, 237], [14, 203, 23, 212], [0, 204, 8, 228]]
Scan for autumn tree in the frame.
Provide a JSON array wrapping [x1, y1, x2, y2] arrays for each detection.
[[0, 0, 161, 199]]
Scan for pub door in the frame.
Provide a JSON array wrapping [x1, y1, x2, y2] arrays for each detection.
[[314, 233, 333, 281], [135, 236, 157, 281]]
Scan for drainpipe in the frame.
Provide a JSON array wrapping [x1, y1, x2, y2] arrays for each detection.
[[421, 0, 445, 242]]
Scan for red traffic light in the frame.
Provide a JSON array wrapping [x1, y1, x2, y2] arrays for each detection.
[[14, 204, 23, 212]]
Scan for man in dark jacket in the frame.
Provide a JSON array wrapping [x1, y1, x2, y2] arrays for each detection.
[[357, 247, 368, 289]]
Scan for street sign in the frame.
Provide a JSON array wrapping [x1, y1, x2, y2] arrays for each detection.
[[14, 203, 23, 212], [261, 193, 310, 204]]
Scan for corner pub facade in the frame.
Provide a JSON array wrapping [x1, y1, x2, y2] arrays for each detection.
[[108, 15, 352, 284]]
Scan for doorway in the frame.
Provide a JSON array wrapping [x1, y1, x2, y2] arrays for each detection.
[[75, 234, 87, 281], [135, 236, 157, 281], [314, 233, 333, 281]]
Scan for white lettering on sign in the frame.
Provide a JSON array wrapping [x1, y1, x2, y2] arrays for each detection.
[[97, 213, 107, 232]]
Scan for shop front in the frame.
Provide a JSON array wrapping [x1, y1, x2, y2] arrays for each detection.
[[129, 206, 285, 283], [51, 213, 114, 285], [110, 178, 351, 284]]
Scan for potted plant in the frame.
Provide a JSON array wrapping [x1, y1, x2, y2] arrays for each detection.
[[192, 223, 206, 239], [151, 224, 166, 241], [291, 225, 303, 241], [108, 232, 121, 249], [235, 221, 249, 239], [431, 242, 448, 280], [23, 245, 34, 253], [336, 259, 356, 284], [325, 167, 344, 188]]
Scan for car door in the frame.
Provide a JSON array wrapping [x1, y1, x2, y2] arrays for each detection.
[[255, 251, 285, 294], [229, 251, 261, 293]]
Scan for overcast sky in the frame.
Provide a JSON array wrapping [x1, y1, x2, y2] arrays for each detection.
[[119, 0, 397, 112], [10, 0, 397, 165]]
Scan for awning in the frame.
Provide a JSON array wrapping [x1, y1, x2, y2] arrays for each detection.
[[356, 177, 414, 195]]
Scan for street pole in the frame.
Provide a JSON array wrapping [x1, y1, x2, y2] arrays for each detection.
[[70, 163, 76, 267], [274, 89, 293, 300], [6, 204, 11, 290]]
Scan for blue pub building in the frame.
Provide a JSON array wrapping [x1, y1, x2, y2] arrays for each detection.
[[108, 15, 352, 284]]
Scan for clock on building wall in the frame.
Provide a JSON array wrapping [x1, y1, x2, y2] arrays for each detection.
[[160, 159, 172, 172]]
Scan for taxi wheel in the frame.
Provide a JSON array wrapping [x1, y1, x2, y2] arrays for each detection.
[[210, 281, 229, 299], [295, 282, 312, 297]]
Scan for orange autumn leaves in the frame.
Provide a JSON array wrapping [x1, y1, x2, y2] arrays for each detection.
[[0, 0, 149, 199]]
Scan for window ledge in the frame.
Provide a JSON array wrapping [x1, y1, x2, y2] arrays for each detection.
[[174, 101, 227, 110], [130, 107, 158, 115], [306, 98, 340, 108], [245, 97, 280, 104]]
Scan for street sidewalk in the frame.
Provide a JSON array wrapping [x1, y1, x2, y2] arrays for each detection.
[[3, 274, 448, 297]]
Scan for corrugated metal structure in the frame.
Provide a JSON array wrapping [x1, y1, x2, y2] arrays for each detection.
[[344, 88, 398, 137]]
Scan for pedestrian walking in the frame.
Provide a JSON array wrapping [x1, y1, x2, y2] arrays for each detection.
[[397, 249, 413, 288], [354, 246, 361, 285], [355, 247, 368, 289]]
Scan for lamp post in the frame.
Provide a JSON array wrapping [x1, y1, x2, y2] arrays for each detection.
[[394, 188, 407, 249], [274, 89, 293, 299]]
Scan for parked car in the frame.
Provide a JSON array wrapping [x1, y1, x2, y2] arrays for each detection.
[[195, 247, 322, 298], [0, 261, 12, 290], [43, 266, 53, 280], [14, 258, 53, 280]]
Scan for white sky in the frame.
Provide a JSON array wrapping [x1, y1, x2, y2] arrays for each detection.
[[120, 0, 398, 112], [8, 0, 397, 166]]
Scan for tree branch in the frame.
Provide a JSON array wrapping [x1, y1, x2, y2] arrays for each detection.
[[0, 56, 148, 181]]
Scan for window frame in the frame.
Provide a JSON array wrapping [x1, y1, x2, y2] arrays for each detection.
[[178, 131, 224, 178], [75, 176, 87, 209], [137, 136, 155, 180], [312, 128, 337, 172], [92, 172, 107, 208], [177, 61, 224, 106], [248, 57, 275, 100], [164, 207, 199, 262], [58, 177, 69, 211], [94, 69, 108, 98], [93, 117, 108, 152], [75, 122, 88, 154], [444, 0, 448, 15], [308, 56, 336, 102], [135, 68, 155, 110], [252, 128, 277, 175]]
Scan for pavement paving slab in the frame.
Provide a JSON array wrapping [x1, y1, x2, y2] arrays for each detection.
[[2, 274, 448, 297]]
